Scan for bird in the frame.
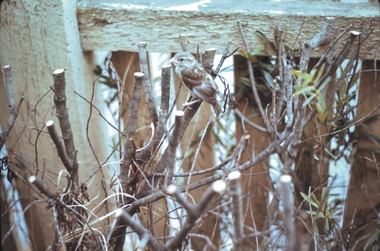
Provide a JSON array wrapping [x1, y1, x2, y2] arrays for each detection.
[[170, 51, 223, 117]]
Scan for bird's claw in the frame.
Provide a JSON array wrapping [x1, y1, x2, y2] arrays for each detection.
[[183, 99, 202, 107]]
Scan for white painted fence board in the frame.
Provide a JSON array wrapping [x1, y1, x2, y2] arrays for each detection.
[[77, 1, 379, 59], [0, 0, 114, 248]]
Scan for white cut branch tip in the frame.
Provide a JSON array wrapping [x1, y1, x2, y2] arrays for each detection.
[[350, 31, 360, 36], [4, 65, 10, 69], [228, 171, 241, 180], [175, 110, 184, 117], [279, 175, 292, 184], [162, 64, 172, 69], [134, 72, 144, 78], [115, 209, 123, 218], [28, 176, 36, 183], [53, 69, 65, 75], [212, 180, 226, 193], [205, 48, 217, 52], [166, 184, 177, 195], [46, 120, 54, 127]]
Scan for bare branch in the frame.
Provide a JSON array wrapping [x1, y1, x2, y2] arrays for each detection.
[[166, 181, 226, 250], [0, 65, 24, 150], [114, 72, 145, 250], [277, 175, 296, 251], [202, 48, 217, 74], [46, 120, 73, 172], [138, 42, 159, 125], [234, 110, 267, 132], [28, 175, 55, 198], [52, 205, 67, 251], [327, 23, 370, 102], [4, 65, 15, 108], [228, 171, 244, 251], [214, 42, 239, 77], [318, 30, 361, 88], [299, 17, 335, 73], [129, 129, 290, 215], [120, 72, 144, 198], [137, 64, 171, 161], [160, 64, 171, 115], [52, 69, 78, 184], [164, 111, 184, 187], [276, 26, 293, 129], [116, 209, 167, 251]]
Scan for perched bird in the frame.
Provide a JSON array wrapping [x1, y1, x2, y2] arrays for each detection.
[[170, 52, 223, 117]]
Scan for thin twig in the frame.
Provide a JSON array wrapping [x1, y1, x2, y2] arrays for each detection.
[[237, 21, 273, 134]]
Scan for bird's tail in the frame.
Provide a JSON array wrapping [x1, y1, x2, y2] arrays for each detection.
[[213, 102, 222, 117]]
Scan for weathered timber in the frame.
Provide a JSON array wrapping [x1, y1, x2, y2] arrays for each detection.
[[77, 0, 379, 59]]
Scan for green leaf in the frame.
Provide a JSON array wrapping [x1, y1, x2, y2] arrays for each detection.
[[238, 50, 250, 58], [338, 81, 347, 99], [256, 30, 270, 43], [274, 27, 279, 48], [306, 210, 317, 215], [321, 187, 327, 201], [263, 71, 274, 88], [359, 146, 380, 154], [316, 90, 327, 121], [256, 30, 277, 53], [313, 64, 326, 83], [240, 77, 252, 88], [350, 72, 360, 87], [330, 208, 340, 216], [315, 212, 325, 219], [250, 47, 270, 57], [310, 193, 320, 206], [301, 192, 319, 208], [317, 76, 330, 93], [325, 218, 330, 231], [184, 148, 194, 158], [316, 102, 326, 121], [303, 93, 317, 108], [363, 132, 380, 146], [295, 86, 315, 96], [364, 230, 380, 250], [292, 70, 312, 82], [261, 63, 275, 72]]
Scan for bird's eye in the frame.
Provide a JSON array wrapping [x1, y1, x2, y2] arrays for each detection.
[[180, 58, 185, 62]]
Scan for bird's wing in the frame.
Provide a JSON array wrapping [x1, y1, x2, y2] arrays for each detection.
[[206, 74, 224, 98], [181, 67, 206, 89], [192, 80, 218, 105]]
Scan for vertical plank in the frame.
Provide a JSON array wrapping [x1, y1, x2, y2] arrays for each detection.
[[0, 0, 113, 249], [111, 51, 172, 247], [174, 66, 221, 250], [234, 55, 270, 249], [342, 60, 380, 250], [111, 51, 152, 146]]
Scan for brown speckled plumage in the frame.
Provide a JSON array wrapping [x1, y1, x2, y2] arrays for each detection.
[[170, 52, 223, 116]]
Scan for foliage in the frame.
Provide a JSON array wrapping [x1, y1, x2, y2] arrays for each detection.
[[235, 24, 379, 250]]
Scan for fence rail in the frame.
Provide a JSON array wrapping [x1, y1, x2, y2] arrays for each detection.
[[77, 1, 379, 59]]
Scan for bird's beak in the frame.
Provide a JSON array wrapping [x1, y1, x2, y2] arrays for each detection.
[[169, 57, 179, 66]]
